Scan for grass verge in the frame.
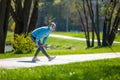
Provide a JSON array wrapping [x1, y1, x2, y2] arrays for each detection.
[[0, 58, 120, 80]]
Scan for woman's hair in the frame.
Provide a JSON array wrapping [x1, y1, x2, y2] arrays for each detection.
[[51, 22, 56, 27], [48, 22, 56, 28]]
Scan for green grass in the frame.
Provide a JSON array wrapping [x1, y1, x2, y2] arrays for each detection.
[[1, 36, 120, 58], [6, 31, 14, 43], [0, 58, 120, 80], [47, 37, 120, 55], [115, 32, 120, 42], [52, 32, 84, 37], [0, 31, 119, 58]]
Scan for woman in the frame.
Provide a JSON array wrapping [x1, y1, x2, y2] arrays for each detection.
[[31, 22, 56, 62]]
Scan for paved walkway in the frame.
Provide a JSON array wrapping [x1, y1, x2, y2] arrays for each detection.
[[50, 34, 120, 43], [0, 53, 120, 69]]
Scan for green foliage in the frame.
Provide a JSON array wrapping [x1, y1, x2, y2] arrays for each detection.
[[12, 33, 35, 54], [99, 3, 107, 16]]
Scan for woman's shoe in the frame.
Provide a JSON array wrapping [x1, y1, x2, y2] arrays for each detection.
[[32, 58, 36, 62], [48, 56, 56, 61]]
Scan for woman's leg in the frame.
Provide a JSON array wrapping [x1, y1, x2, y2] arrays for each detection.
[[39, 46, 50, 58], [39, 46, 56, 61], [34, 47, 41, 57], [32, 39, 41, 61]]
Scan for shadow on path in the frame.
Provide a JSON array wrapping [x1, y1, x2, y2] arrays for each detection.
[[17, 61, 35, 63]]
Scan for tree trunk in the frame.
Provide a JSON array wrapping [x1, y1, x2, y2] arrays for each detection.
[[23, 0, 32, 33], [107, 0, 116, 34], [108, 8, 120, 45], [102, 1, 111, 46], [95, 0, 101, 46], [102, 0, 119, 46], [10, 0, 34, 35], [28, 0, 38, 32], [12, 0, 24, 35], [102, 17, 108, 46], [0, 0, 11, 53], [75, 1, 88, 47], [86, 0, 95, 47], [83, 0, 90, 48]]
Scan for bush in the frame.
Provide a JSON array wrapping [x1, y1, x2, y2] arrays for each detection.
[[12, 33, 35, 54]]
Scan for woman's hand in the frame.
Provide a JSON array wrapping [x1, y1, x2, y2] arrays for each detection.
[[39, 44, 44, 47], [37, 43, 44, 47]]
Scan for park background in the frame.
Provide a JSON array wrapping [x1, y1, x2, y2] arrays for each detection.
[[0, 0, 120, 80]]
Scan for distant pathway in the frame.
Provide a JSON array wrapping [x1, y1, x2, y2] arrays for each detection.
[[50, 34, 120, 44], [0, 53, 120, 69]]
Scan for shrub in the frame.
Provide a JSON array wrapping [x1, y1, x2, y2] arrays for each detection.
[[12, 33, 35, 54]]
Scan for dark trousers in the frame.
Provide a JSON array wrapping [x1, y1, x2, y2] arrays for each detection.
[[31, 35, 49, 58]]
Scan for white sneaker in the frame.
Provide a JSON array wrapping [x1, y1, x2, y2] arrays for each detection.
[[35, 58, 40, 61], [32, 58, 40, 62], [32, 58, 36, 62], [48, 56, 56, 61]]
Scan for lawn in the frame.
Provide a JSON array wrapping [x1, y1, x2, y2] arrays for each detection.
[[0, 58, 120, 80], [0, 31, 120, 58]]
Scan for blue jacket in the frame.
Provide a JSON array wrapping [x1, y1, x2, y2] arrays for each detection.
[[31, 26, 51, 45]]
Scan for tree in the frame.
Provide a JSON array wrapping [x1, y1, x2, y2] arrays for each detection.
[[27, 0, 39, 33], [75, 0, 92, 48], [0, 0, 11, 53], [74, 0, 120, 48], [86, 0, 95, 47], [95, 0, 101, 46], [10, 0, 38, 35], [102, 0, 120, 46]]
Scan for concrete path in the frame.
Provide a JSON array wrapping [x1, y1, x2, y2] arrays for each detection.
[[0, 53, 120, 69], [50, 34, 120, 44]]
